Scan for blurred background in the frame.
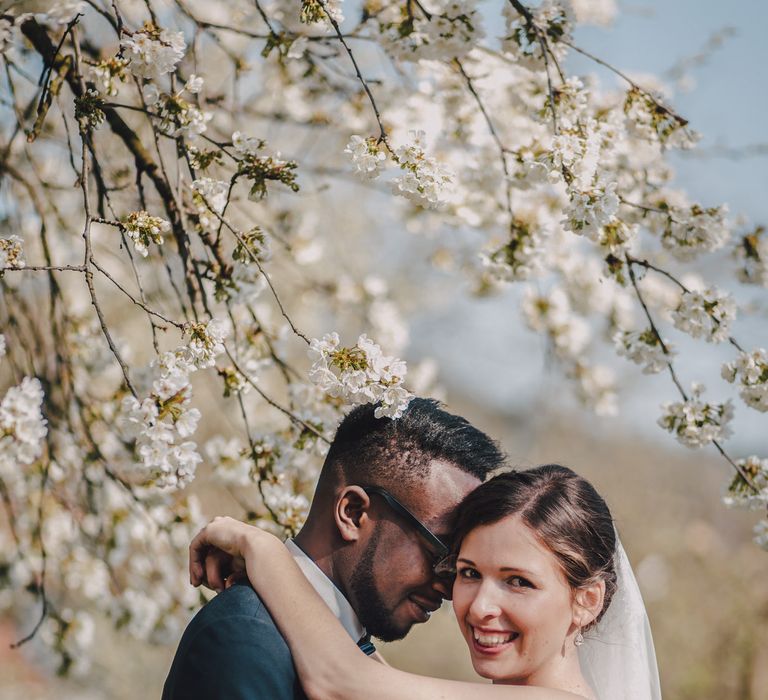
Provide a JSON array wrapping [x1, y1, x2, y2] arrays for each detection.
[[1, 1, 767, 698]]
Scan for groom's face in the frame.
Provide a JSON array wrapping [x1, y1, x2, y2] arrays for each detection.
[[349, 461, 480, 641]]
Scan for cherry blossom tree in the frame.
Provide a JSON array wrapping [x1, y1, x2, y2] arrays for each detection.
[[0, 0, 765, 674]]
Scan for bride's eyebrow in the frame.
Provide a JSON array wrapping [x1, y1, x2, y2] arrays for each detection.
[[499, 567, 536, 576], [457, 558, 537, 577]]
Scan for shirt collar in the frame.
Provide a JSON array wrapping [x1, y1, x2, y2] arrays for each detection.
[[284, 538, 365, 642]]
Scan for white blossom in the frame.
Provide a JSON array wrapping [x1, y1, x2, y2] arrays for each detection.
[[521, 286, 590, 360], [185, 74, 204, 93], [734, 228, 768, 287], [502, 0, 572, 70], [658, 384, 733, 448], [672, 287, 736, 343], [192, 177, 229, 215], [121, 25, 186, 81], [721, 348, 768, 412], [344, 135, 386, 180], [116, 319, 227, 489], [122, 211, 170, 257], [661, 205, 730, 259], [308, 332, 413, 419], [232, 131, 263, 157], [392, 131, 453, 209], [573, 363, 618, 417], [206, 436, 252, 486], [563, 182, 620, 240], [568, 0, 617, 26], [262, 481, 310, 533], [0, 377, 48, 481], [480, 219, 546, 282], [614, 328, 675, 374], [722, 456, 768, 510], [378, 0, 485, 62]]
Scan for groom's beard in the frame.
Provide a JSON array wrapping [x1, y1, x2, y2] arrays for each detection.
[[349, 527, 407, 642]]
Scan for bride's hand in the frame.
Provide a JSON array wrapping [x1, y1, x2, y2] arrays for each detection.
[[189, 516, 277, 592]]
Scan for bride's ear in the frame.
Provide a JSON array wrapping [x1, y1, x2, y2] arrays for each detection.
[[334, 486, 372, 543], [572, 579, 606, 629]]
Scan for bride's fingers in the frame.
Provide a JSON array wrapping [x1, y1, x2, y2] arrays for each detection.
[[205, 548, 230, 592], [189, 527, 209, 586]]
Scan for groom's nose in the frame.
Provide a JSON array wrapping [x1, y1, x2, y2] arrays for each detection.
[[430, 571, 454, 601]]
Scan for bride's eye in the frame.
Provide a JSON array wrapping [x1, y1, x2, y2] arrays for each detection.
[[506, 575, 533, 588], [457, 566, 480, 580]]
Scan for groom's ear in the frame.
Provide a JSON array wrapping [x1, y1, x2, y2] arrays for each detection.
[[572, 579, 606, 629], [334, 486, 373, 543]]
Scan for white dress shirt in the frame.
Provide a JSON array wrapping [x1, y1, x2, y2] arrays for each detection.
[[284, 538, 365, 642]]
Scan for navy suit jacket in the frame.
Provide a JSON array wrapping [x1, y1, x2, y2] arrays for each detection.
[[162, 582, 307, 699]]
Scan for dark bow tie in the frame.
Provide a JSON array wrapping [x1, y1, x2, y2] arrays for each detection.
[[357, 633, 376, 656]]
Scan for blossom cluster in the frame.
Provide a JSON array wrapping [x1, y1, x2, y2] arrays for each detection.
[[734, 227, 768, 287], [660, 204, 730, 259], [502, 0, 572, 70], [0, 234, 25, 269], [191, 177, 229, 216], [308, 332, 413, 419], [623, 87, 694, 148], [300, 0, 344, 25], [671, 287, 736, 343], [0, 375, 48, 489], [89, 56, 129, 96], [721, 348, 768, 412], [120, 23, 186, 81], [344, 131, 453, 209], [614, 328, 674, 375], [392, 131, 453, 209], [118, 319, 229, 488], [658, 384, 733, 449], [144, 82, 211, 139], [122, 211, 171, 257], [376, 0, 485, 62], [723, 455, 768, 510], [481, 218, 545, 282], [344, 135, 386, 180]]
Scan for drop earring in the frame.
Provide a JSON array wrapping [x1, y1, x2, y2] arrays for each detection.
[[574, 630, 584, 647]]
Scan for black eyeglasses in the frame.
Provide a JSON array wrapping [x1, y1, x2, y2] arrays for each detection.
[[361, 485, 450, 566]]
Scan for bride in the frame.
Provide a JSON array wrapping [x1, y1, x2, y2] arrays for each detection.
[[189, 465, 661, 699]]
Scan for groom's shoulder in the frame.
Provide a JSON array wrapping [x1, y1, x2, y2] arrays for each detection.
[[194, 580, 271, 623], [175, 581, 286, 652], [163, 582, 302, 700]]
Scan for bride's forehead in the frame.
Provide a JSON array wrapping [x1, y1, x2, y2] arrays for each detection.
[[461, 516, 557, 561]]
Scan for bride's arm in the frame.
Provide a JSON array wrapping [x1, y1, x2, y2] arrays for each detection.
[[190, 518, 582, 700]]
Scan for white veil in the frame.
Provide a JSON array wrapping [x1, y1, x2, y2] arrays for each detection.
[[577, 536, 662, 700]]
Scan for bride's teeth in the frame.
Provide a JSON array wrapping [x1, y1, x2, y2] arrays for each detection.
[[473, 630, 515, 646]]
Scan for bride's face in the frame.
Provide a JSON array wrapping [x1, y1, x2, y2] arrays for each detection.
[[451, 515, 579, 685]]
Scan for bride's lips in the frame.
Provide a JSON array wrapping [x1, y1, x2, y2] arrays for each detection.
[[468, 625, 520, 656]]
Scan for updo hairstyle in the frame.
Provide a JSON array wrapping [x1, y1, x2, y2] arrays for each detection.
[[451, 464, 618, 630]]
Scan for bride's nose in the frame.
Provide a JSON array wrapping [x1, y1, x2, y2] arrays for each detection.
[[468, 580, 502, 619]]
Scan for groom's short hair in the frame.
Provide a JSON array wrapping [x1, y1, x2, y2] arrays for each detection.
[[319, 398, 504, 487]]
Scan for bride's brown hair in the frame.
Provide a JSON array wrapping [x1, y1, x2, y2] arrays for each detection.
[[451, 464, 618, 629]]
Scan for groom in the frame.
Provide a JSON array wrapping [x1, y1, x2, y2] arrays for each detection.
[[162, 398, 504, 699]]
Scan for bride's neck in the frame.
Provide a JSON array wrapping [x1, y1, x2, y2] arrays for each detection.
[[494, 654, 594, 699]]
